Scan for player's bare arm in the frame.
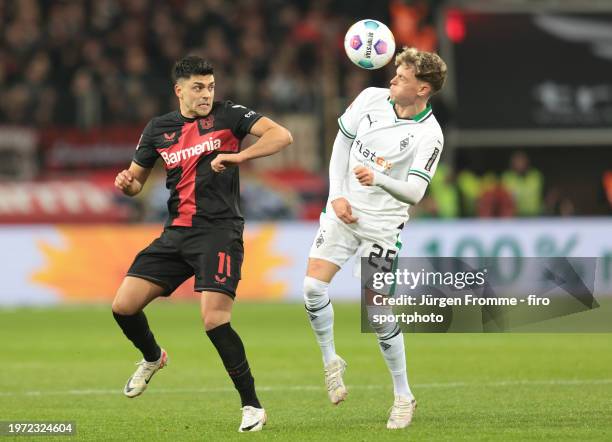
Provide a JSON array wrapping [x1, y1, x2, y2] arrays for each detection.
[[211, 117, 293, 172], [114, 56, 268, 431], [114, 162, 152, 197]]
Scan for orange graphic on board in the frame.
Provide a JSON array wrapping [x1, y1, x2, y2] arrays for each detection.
[[31, 225, 289, 301], [240, 225, 290, 299]]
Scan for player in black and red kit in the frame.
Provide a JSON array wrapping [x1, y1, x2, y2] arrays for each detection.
[[111, 56, 292, 432]]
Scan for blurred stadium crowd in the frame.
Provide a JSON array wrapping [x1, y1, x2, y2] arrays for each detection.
[[1, 0, 325, 126], [0, 0, 610, 223], [3, 0, 425, 125]]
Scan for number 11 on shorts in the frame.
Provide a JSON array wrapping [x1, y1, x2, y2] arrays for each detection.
[[217, 252, 232, 277]]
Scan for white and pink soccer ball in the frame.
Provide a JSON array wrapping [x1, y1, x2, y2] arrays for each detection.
[[344, 19, 396, 70]]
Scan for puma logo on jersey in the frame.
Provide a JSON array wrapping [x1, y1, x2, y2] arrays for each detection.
[[366, 114, 377, 128], [355, 139, 393, 170]]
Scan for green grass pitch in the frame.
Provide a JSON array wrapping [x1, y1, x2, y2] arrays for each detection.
[[1, 302, 611, 441]]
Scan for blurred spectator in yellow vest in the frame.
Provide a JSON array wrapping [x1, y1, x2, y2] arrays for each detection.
[[429, 163, 460, 218], [502, 151, 543, 216], [457, 169, 481, 216]]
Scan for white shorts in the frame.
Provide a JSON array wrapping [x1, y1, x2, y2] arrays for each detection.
[[309, 211, 403, 280]]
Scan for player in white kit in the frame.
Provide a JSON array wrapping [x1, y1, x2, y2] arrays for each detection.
[[303, 47, 447, 429]]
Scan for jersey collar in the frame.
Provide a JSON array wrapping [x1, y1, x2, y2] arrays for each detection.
[[388, 98, 432, 123], [177, 102, 217, 122], [177, 110, 197, 122]]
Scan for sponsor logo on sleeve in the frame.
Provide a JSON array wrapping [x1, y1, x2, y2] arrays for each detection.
[[425, 147, 440, 172]]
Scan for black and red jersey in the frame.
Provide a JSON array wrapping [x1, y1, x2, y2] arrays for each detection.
[[133, 101, 262, 228]]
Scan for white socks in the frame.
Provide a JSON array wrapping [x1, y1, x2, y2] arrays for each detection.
[[377, 331, 413, 399], [303, 276, 337, 365], [304, 276, 414, 399]]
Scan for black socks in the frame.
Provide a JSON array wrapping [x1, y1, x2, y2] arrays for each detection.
[[206, 322, 261, 408], [113, 312, 260, 407], [112, 311, 161, 362]]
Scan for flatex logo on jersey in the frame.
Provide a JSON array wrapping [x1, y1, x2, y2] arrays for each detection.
[[355, 139, 393, 171], [160, 136, 222, 166]]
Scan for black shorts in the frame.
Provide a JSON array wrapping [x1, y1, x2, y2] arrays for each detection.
[[127, 226, 244, 298]]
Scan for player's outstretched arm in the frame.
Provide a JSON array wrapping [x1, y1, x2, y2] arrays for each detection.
[[211, 117, 292, 172], [353, 166, 428, 206], [242, 117, 293, 160], [114, 161, 152, 197], [329, 130, 358, 223]]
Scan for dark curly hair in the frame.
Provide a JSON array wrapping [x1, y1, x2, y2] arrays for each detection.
[[172, 55, 214, 83]]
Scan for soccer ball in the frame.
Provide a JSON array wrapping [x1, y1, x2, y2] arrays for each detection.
[[344, 19, 396, 70]]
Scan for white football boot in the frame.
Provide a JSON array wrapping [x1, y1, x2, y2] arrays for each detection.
[[324, 356, 348, 405], [123, 349, 168, 398], [238, 406, 267, 432], [386, 395, 417, 429]]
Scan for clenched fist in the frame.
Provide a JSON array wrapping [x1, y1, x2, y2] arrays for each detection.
[[211, 153, 244, 173], [115, 169, 141, 195], [353, 166, 375, 186]]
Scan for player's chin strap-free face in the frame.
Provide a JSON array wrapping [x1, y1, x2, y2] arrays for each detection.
[[175, 75, 215, 117]]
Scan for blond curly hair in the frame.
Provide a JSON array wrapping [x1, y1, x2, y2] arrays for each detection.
[[395, 47, 447, 96]]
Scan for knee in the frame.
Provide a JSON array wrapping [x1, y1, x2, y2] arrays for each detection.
[[203, 316, 221, 331], [202, 310, 230, 331], [375, 324, 401, 342], [303, 276, 329, 310], [111, 297, 138, 316], [366, 304, 398, 337]]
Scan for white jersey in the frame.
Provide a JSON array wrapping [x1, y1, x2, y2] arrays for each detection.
[[328, 87, 444, 229]]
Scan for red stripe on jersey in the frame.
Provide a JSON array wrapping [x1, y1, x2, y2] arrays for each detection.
[[168, 121, 197, 226], [158, 126, 240, 227], [216, 129, 240, 153]]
